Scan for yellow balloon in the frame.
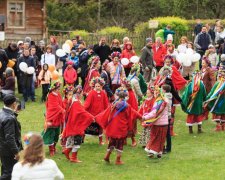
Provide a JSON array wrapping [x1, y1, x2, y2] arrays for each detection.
[[7, 60, 15, 68], [65, 40, 73, 49], [0, 61, 2, 69]]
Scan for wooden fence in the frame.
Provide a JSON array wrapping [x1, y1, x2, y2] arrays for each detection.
[[0, 30, 195, 51]]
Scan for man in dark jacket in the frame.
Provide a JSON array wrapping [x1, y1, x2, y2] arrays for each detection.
[[93, 37, 111, 64], [17, 49, 35, 101], [140, 38, 154, 82], [0, 94, 23, 180], [194, 26, 212, 69]]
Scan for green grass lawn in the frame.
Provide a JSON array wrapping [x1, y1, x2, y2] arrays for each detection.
[[1, 86, 225, 180]]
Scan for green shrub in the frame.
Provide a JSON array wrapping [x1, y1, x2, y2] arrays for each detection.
[[70, 30, 89, 38], [98, 26, 128, 35], [151, 16, 189, 33], [134, 22, 149, 35]]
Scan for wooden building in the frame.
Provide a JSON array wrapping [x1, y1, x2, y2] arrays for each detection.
[[0, 0, 47, 41]]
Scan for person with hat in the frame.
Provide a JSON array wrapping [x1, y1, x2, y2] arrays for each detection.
[[42, 81, 65, 156], [138, 85, 155, 148], [69, 50, 79, 70], [139, 37, 154, 82], [95, 87, 142, 165], [84, 77, 109, 145], [142, 86, 169, 159], [181, 71, 207, 134], [83, 56, 101, 96], [62, 85, 95, 163], [127, 63, 143, 99], [204, 69, 225, 131], [63, 60, 77, 86], [0, 94, 23, 179], [107, 51, 126, 93], [205, 44, 218, 70], [122, 78, 139, 147]]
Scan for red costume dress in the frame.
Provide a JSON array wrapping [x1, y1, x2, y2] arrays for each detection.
[[42, 92, 65, 146], [84, 90, 109, 136], [127, 89, 139, 137], [61, 97, 72, 148], [138, 97, 155, 146], [62, 99, 94, 162], [96, 100, 142, 152], [63, 99, 94, 138], [63, 67, 77, 85], [83, 69, 100, 96]]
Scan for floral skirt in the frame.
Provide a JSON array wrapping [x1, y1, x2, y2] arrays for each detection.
[[138, 127, 151, 146]]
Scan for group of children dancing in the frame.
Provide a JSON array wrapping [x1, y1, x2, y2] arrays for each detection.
[[41, 50, 225, 165]]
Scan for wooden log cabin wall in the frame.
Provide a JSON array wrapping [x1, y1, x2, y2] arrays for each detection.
[[0, 0, 47, 42]]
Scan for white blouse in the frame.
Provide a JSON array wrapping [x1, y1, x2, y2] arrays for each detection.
[[12, 159, 64, 180], [41, 53, 56, 66]]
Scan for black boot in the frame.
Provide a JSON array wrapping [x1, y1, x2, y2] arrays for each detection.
[[189, 126, 193, 134], [198, 124, 203, 133]]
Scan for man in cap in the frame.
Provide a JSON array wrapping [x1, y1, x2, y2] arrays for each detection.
[[139, 38, 154, 82], [0, 94, 23, 180]]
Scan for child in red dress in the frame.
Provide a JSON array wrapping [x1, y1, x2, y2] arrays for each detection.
[[138, 86, 155, 148], [62, 85, 95, 163], [84, 77, 109, 145], [63, 60, 77, 86], [142, 86, 169, 158], [122, 78, 139, 147], [96, 87, 142, 165], [42, 81, 65, 156]]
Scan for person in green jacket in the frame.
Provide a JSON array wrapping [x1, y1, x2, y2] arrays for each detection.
[[181, 71, 206, 134], [204, 70, 225, 131]]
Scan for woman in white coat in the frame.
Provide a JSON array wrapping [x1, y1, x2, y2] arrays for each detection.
[[12, 133, 64, 180]]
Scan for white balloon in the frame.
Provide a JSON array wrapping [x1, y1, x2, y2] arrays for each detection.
[[186, 48, 194, 55], [56, 49, 66, 57], [19, 62, 28, 72], [183, 55, 192, 67], [26, 67, 35, 74], [192, 53, 201, 62], [121, 58, 129, 66], [62, 43, 71, 54], [130, 56, 139, 64], [176, 53, 186, 64]]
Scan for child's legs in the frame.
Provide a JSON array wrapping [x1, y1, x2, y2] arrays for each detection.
[[42, 84, 49, 100], [72, 135, 82, 152], [166, 120, 171, 151]]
